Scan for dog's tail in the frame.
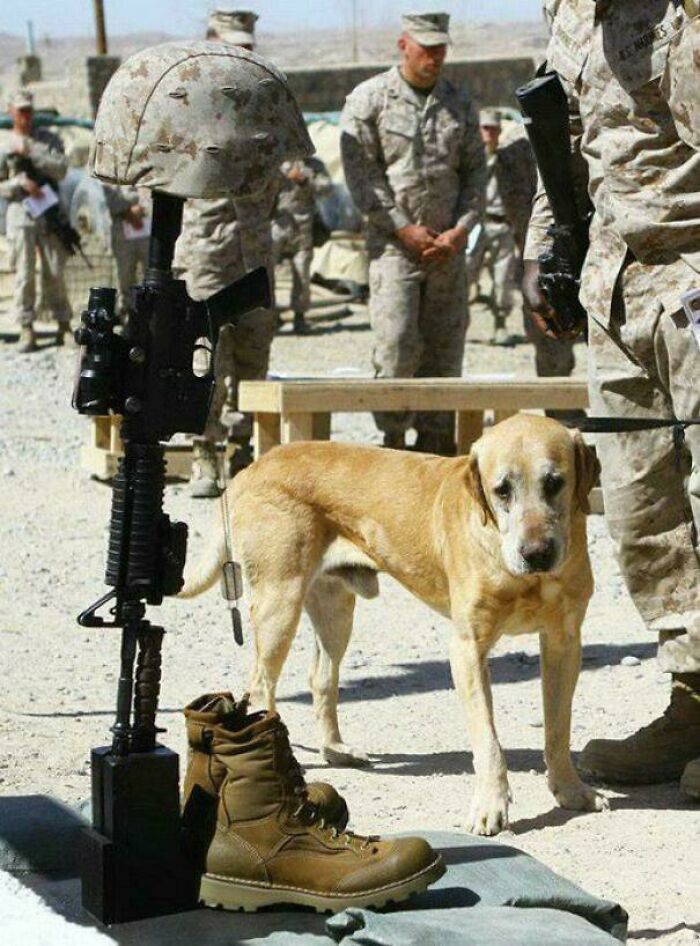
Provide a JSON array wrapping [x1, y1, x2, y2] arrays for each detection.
[[178, 529, 228, 599]]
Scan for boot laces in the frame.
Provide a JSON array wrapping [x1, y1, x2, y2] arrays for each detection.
[[277, 723, 377, 852]]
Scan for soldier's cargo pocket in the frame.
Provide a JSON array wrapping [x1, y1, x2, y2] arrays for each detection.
[[663, 14, 700, 150]]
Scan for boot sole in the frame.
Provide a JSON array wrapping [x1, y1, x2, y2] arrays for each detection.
[[579, 760, 687, 784], [200, 853, 445, 914]]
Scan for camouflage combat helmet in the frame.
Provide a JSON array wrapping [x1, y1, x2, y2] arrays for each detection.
[[90, 41, 312, 199]]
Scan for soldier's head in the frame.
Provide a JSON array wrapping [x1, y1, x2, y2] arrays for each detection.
[[479, 109, 501, 153], [398, 13, 449, 88], [206, 9, 258, 51], [9, 89, 34, 135]]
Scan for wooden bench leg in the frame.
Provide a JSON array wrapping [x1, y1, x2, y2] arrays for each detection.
[[92, 416, 111, 450], [312, 413, 331, 442], [456, 411, 484, 455], [493, 409, 516, 426], [253, 412, 281, 459], [109, 416, 123, 454], [281, 412, 314, 444]]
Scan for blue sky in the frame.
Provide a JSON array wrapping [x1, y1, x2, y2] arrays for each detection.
[[1, 1, 543, 39]]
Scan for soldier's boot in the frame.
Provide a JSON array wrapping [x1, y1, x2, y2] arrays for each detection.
[[680, 758, 700, 799], [17, 326, 37, 353], [491, 312, 512, 346], [293, 311, 310, 335], [188, 438, 220, 499], [182, 693, 349, 870], [200, 708, 445, 912], [55, 321, 74, 347], [228, 438, 254, 479], [382, 431, 405, 450], [414, 430, 456, 457], [580, 673, 700, 784]]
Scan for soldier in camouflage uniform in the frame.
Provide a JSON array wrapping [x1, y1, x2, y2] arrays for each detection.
[[272, 157, 332, 334], [103, 184, 150, 321], [0, 89, 71, 353], [174, 9, 278, 497], [341, 12, 486, 453], [524, 0, 700, 797]]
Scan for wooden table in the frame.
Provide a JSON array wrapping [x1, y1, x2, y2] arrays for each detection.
[[238, 377, 590, 458]]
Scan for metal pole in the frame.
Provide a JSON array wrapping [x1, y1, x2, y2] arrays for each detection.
[[93, 0, 108, 55], [351, 0, 358, 63], [26, 20, 36, 55]]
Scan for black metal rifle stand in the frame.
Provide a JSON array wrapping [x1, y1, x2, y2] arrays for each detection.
[[75, 192, 197, 924]]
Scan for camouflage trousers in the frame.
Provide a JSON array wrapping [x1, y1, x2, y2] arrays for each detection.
[[272, 217, 313, 314], [201, 307, 277, 443], [467, 218, 518, 322], [523, 303, 578, 377], [7, 221, 71, 326], [368, 248, 468, 436], [112, 227, 149, 319], [588, 258, 700, 674]]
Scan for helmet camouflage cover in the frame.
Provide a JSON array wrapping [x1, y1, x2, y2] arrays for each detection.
[[90, 41, 312, 199]]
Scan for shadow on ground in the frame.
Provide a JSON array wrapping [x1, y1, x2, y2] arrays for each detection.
[[279, 642, 657, 707]]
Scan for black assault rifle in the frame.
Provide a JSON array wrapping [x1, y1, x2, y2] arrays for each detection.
[[72, 191, 270, 923], [10, 153, 91, 266], [516, 72, 592, 335]]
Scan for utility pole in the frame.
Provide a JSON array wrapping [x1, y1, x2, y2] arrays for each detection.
[[93, 0, 108, 55], [351, 0, 358, 63]]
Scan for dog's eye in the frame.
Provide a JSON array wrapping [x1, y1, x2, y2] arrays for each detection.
[[494, 480, 512, 501], [543, 473, 565, 498]]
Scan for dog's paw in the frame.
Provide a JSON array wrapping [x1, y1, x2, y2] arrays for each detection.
[[467, 791, 510, 836], [322, 742, 371, 768], [551, 778, 609, 813]]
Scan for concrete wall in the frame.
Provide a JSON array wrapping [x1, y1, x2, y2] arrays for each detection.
[[285, 57, 536, 114]]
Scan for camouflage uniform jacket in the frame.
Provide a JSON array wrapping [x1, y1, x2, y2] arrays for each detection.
[[276, 157, 332, 226], [340, 66, 486, 255], [493, 137, 537, 249], [174, 177, 278, 301], [0, 127, 67, 227], [524, 0, 700, 316]]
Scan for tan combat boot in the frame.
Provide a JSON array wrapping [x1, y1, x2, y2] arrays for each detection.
[[680, 758, 700, 799], [199, 708, 444, 912], [17, 326, 37, 353], [182, 692, 349, 833], [188, 438, 220, 498], [56, 321, 76, 347], [580, 673, 700, 784]]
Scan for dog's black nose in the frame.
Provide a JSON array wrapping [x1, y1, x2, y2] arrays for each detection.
[[520, 539, 557, 572]]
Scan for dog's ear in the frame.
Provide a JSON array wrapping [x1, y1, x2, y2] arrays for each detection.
[[571, 431, 600, 514], [465, 447, 495, 526]]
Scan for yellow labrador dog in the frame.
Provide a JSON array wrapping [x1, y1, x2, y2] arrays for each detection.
[[181, 414, 608, 834]]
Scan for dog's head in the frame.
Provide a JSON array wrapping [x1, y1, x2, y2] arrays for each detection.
[[465, 415, 599, 577]]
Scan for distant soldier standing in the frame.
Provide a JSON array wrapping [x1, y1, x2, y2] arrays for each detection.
[[469, 110, 532, 346], [0, 89, 72, 353], [103, 185, 151, 322], [474, 109, 578, 380], [341, 12, 486, 453], [524, 0, 700, 796], [175, 9, 278, 497], [272, 157, 332, 334]]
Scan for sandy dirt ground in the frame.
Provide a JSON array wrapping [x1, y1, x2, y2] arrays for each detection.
[[0, 289, 698, 945]]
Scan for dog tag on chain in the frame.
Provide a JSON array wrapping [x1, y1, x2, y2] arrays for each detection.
[[221, 561, 244, 646]]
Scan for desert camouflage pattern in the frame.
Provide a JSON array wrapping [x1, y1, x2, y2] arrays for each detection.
[[173, 178, 278, 441], [340, 66, 484, 436], [368, 251, 467, 436], [103, 185, 151, 318], [90, 41, 312, 200], [272, 158, 332, 313], [0, 127, 71, 325], [340, 66, 485, 256], [526, 0, 700, 670]]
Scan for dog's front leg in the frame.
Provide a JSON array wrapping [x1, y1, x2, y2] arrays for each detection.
[[449, 621, 510, 836], [540, 615, 608, 814]]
